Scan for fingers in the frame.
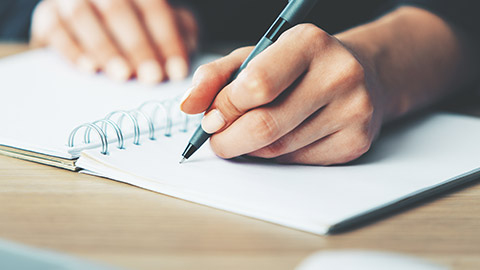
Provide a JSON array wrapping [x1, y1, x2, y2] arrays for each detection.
[[275, 128, 373, 165], [180, 47, 253, 114], [208, 65, 331, 159], [32, 0, 196, 84], [196, 24, 381, 164], [248, 106, 337, 159], [249, 86, 372, 159], [213, 57, 375, 160], [31, 0, 97, 73], [50, 17, 97, 73], [134, 0, 189, 81], [200, 28, 317, 135], [55, 0, 132, 81], [90, 0, 164, 84], [30, 1, 56, 48], [181, 23, 379, 165]]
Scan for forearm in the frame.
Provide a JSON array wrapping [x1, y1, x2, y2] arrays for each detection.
[[336, 6, 479, 122]]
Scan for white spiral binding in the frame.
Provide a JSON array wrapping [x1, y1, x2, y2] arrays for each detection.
[[67, 96, 194, 155]]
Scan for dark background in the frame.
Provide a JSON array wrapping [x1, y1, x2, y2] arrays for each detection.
[[0, 0, 390, 42], [0, 0, 477, 51], [181, 0, 390, 45]]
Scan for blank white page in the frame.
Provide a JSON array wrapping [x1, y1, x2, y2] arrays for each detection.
[[77, 113, 480, 234], [0, 49, 218, 158]]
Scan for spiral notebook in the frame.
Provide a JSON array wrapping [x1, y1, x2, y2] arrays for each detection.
[[0, 49, 215, 170], [2, 49, 480, 234]]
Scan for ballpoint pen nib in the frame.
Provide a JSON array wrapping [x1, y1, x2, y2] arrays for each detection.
[[179, 157, 187, 164]]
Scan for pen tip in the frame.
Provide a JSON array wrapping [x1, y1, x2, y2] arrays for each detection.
[[179, 157, 187, 164]]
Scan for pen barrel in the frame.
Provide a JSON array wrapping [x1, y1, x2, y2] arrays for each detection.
[[230, 0, 319, 81], [190, 125, 211, 148], [280, 0, 319, 25]]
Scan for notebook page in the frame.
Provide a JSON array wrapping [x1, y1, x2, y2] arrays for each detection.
[[77, 113, 480, 234], [0, 49, 218, 159]]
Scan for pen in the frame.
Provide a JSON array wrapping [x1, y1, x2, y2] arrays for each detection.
[[180, 0, 319, 163]]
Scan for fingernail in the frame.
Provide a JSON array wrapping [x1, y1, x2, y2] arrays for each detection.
[[166, 56, 188, 81], [179, 86, 194, 111], [137, 60, 163, 85], [105, 57, 131, 81], [76, 55, 97, 74], [201, 109, 226, 134]]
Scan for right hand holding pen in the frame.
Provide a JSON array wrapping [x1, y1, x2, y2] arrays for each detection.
[[180, 24, 385, 165], [31, 0, 198, 84]]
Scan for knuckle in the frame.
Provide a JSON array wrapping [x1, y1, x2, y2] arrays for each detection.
[[297, 23, 330, 48], [260, 139, 287, 158], [344, 132, 371, 162], [250, 109, 280, 143], [306, 24, 328, 40], [320, 55, 366, 99], [355, 133, 372, 154], [345, 57, 366, 85], [350, 90, 374, 125], [324, 132, 372, 165], [332, 57, 365, 92], [241, 68, 275, 104], [216, 90, 243, 117]]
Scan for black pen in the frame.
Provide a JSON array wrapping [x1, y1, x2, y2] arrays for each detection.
[[180, 0, 319, 163]]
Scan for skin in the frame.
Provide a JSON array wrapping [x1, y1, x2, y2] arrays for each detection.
[[31, 0, 198, 83], [180, 7, 479, 165]]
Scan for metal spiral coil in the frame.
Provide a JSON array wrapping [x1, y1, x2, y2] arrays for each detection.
[[67, 95, 194, 155]]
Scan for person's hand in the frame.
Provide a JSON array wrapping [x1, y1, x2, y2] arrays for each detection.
[[31, 0, 198, 84], [180, 24, 384, 165]]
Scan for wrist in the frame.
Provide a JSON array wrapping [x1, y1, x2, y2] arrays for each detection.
[[337, 6, 472, 123]]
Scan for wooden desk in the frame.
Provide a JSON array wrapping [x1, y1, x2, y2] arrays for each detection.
[[1, 44, 479, 270]]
